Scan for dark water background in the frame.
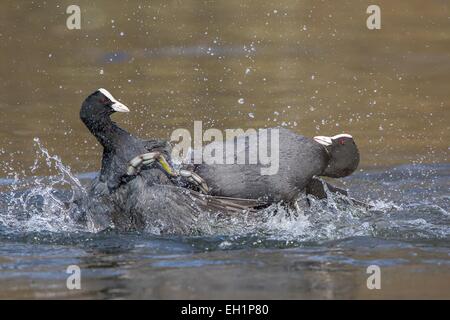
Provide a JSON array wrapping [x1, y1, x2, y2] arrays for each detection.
[[0, 1, 449, 299]]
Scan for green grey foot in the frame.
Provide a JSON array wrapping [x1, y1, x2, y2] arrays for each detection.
[[127, 152, 209, 194]]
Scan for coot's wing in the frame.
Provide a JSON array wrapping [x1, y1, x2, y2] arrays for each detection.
[[140, 139, 210, 194], [69, 176, 115, 232], [143, 139, 172, 156]]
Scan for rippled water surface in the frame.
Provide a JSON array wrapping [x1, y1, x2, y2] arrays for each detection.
[[0, 143, 448, 299], [0, 1, 449, 299]]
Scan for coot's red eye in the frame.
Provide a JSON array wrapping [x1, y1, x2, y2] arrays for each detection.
[[100, 97, 109, 104], [339, 139, 345, 145]]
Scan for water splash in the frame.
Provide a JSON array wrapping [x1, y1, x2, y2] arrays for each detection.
[[181, 176, 450, 243], [0, 138, 87, 234], [0, 140, 449, 243]]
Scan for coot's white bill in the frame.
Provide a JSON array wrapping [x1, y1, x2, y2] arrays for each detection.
[[98, 88, 130, 113]]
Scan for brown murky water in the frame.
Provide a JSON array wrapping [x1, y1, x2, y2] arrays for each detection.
[[0, 1, 449, 299], [1, 0, 448, 176]]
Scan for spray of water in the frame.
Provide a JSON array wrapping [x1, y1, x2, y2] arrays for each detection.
[[0, 139, 448, 242], [0, 138, 87, 234]]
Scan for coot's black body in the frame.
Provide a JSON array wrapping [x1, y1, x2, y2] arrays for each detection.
[[80, 89, 171, 191], [75, 89, 265, 233], [193, 128, 360, 203], [74, 89, 362, 233]]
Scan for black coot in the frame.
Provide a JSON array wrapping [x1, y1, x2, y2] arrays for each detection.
[[76, 88, 265, 233], [79, 88, 172, 191], [193, 128, 360, 203]]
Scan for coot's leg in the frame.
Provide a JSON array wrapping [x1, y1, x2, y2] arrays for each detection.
[[127, 152, 169, 175], [305, 177, 348, 199], [127, 152, 209, 194], [178, 169, 209, 194]]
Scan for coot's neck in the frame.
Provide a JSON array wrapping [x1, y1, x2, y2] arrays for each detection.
[[82, 113, 124, 150], [317, 143, 332, 175]]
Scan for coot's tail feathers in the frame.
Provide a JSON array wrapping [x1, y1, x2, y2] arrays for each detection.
[[188, 192, 270, 214]]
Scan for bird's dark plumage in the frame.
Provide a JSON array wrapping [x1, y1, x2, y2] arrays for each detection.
[[80, 89, 172, 191], [75, 89, 363, 234], [193, 128, 360, 203], [77, 89, 266, 233]]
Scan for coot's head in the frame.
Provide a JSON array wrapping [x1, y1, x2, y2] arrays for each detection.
[[314, 134, 360, 178], [80, 88, 129, 123]]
